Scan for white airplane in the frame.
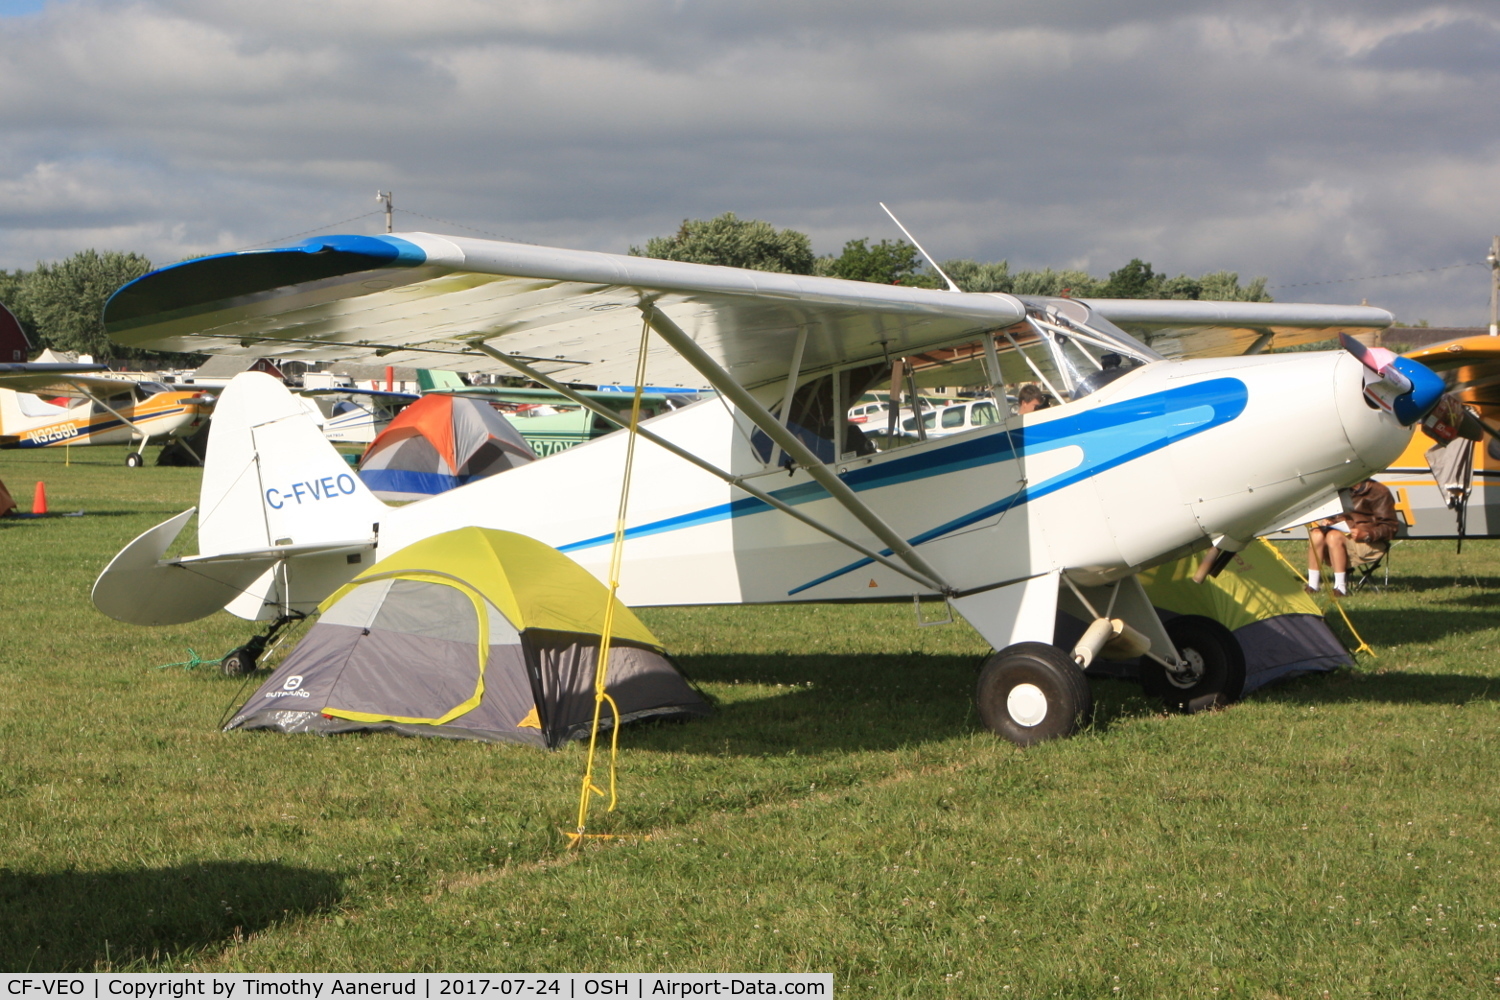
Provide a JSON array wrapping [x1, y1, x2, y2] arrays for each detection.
[[297, 386, 417, 444], [92, 232, 1444, 744]]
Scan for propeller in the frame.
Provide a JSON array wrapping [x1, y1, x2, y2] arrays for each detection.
[[1340, 333, 1445, 426], [1420, 391, 1485, 445]]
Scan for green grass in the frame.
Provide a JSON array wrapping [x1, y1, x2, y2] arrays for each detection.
[[3, 445, 1500, 995]]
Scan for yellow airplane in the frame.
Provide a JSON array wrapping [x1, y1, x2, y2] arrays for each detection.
[[0, 305, 214, 465], [1374, 335, 1500, 541], [0, 373, 215, 465]]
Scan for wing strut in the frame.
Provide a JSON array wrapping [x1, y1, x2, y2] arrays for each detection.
[[67, 380, 154, 457], [637, 302, 956, 596], [466, 342, 950, 594]]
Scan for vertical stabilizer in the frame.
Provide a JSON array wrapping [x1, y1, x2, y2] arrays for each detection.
[[200, 372, 387, 558]]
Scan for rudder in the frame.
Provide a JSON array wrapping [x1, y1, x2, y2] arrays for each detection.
[[201, 372, 387, 557]]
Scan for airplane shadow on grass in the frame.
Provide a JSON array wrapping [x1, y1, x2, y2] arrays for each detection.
[[641, 652, 986, 755], [1367, 574, 1500, 595], [1254, 669, 1498, 708], [636, 652, 1166, 754], [1334, 605, 1500, 645], [0, 861, 341, 971], [638, 642, 1499, 755]]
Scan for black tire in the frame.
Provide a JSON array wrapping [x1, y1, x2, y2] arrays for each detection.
[[1140, 615, 1246, 713], [220, 647, 257, 677], [124, 452, 143, 468], [975, 642, 1093, 746]]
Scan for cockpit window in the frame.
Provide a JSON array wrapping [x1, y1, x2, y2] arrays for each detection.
[[751, 362, 886, 465]]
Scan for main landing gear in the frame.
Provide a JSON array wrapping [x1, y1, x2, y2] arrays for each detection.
[[1138, 615, 1246, 714], [976, 643, 1093, 746], [976, 614, 1245, 746], [124, 452, 143, 468], [220, 613, 305, 677]]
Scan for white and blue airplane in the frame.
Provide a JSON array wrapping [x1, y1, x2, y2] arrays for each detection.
[[91, 232, 1444, 744]]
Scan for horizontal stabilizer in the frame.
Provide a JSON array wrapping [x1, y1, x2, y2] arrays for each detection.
[[92, 507, 376, 625]]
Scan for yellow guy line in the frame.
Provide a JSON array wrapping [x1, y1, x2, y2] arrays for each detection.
[[566, 314, 653, 849], [1265, 540, 1376, 658]]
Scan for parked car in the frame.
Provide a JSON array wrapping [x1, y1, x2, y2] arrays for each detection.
[[901, 398, 1005, 438]]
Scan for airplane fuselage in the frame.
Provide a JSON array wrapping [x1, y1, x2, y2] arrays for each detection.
[[0, 387, 211, 449], [205, 349, 1408, 618]]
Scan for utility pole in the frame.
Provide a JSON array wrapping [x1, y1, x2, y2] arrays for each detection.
[[376, 191, 393, 234], [1489, 235, 1499, 336]]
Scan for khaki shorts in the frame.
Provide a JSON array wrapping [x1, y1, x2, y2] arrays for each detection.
[[1341, 535, 1388, 568]]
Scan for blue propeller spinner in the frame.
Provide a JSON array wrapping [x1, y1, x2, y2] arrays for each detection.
[[1340, 333, 1444, 426]]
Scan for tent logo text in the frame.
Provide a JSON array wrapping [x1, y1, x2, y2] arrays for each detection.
[[264, 675, 311, 699]]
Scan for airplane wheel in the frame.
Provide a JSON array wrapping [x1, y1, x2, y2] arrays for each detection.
[[1140, 615, 1245, 714], [975, 642, 1092, 746], [124, 453, 143, 468], [220, 647, 257, 677]]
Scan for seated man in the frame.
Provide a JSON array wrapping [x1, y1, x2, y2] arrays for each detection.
[[1306, 478, 1400, 597], [1017, 383, 1054, 414], [1072, 352, 1134, 399]]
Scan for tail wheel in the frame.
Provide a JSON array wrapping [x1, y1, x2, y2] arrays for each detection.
[[1140, 615, 1246, 713], [976, 642, 1093, 746], [220, 647, 258, 677]]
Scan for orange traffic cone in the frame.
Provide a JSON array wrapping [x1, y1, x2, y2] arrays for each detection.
[[32, 481, 47, 515]]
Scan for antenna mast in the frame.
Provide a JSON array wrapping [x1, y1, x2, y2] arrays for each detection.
[[879, 202, 962, 293], [1488, 235, 1498, 337], [377, 191, 393, 234]]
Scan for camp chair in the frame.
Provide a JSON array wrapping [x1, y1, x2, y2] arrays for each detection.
[[1347, 540, 1393, 594]]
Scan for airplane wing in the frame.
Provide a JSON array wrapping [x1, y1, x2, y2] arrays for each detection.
[[1088, 299, 1396, 358], [0, 370, 136, 396], [104, 232, 1393, 390], [105, 233, 1030, 391], [433, 385, 682, 406], [1405, 336, 1500, 406], [296, 387, 420, 401]]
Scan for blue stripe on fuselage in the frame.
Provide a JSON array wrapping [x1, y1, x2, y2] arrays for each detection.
[[11, 406, 192, 447], [559, 378, 1249, 589]]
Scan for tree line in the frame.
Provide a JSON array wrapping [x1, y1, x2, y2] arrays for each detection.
[[632, 211, 1271, 301], [1, 250, 158, 363], [4, 213, 1269, 363]]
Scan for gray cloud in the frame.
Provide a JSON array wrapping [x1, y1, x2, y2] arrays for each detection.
[[0, 0, 1493, 325]]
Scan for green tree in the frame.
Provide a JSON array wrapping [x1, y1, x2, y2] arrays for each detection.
[[938, 259, 1013, 293], [1099, 258, 1161, 298], [1009, 268, 1102, 297], [819, 238, 937, 286], [22, 250, 153, 360], [630, 212, 815, 274], [1094, 258, 1273, 302], [1197, 270, 1271, 302]]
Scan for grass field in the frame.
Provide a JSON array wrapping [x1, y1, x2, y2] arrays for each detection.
[[2, 444, 1499, 995]]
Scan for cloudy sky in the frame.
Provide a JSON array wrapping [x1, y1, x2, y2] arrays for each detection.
[[0, 0, 1494, 325]]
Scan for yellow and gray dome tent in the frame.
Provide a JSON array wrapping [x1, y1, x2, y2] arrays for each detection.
[[1137, 539, 1351, 691], [1066, 538, 1351, 694], [225, 527, 711, 747]]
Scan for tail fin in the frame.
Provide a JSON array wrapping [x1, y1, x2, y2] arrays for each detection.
[[200, 372, 388, 558], [0, 302, 30, 363], [0, 388, 70, 442]]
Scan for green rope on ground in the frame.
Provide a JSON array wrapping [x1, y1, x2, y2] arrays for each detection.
[[154, 647, 223, 671]]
